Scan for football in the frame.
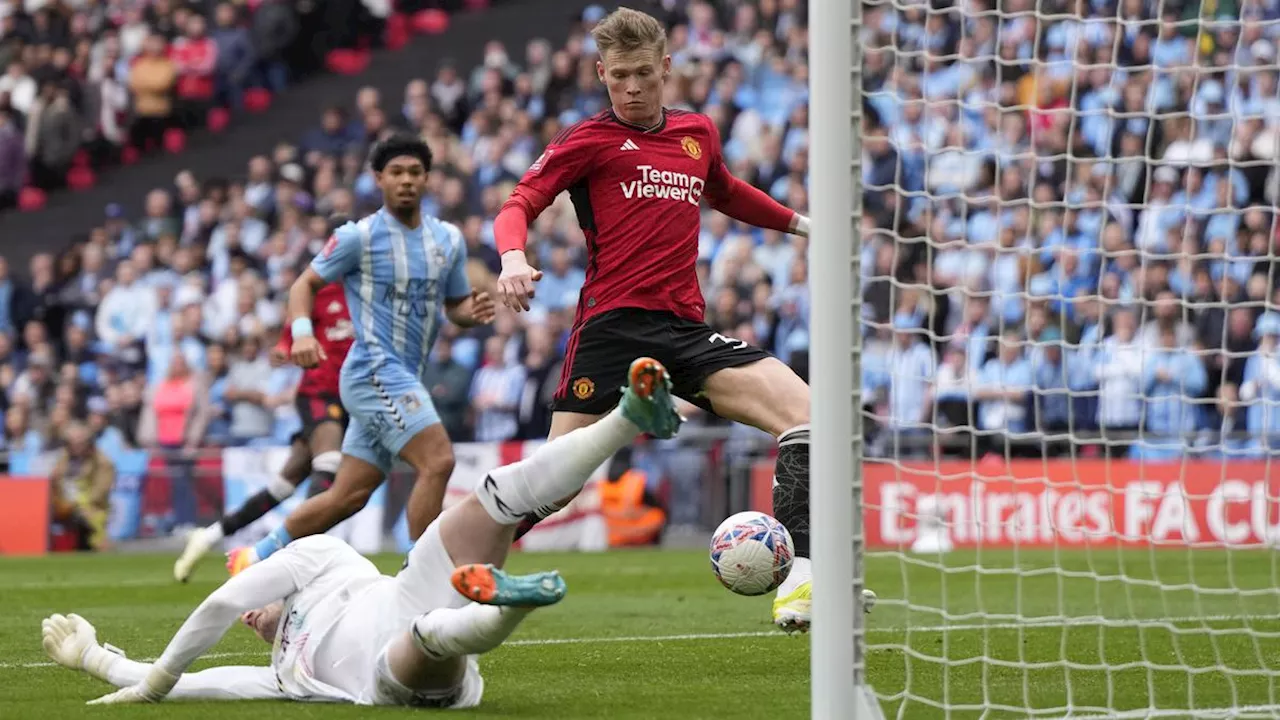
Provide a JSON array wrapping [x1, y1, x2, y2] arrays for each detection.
[[709, 511, 794, 596]]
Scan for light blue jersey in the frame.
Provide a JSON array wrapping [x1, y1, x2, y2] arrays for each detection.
[[311, 208, 471, 473]]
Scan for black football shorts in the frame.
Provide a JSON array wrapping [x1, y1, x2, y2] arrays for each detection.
[[291, 393, 350, 444], [550, 308, 773, 416]]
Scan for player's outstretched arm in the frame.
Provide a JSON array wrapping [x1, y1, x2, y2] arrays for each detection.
[[702, 117, 809, 237], [494, 127, 594, 312], [43, 614, 286, 702], [85, 556, 303, 704], [705, 170, 810, 238]]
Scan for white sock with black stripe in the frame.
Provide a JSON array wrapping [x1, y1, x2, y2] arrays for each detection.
[[475, 409, 640, 525]]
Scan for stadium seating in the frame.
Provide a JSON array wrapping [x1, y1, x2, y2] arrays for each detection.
[[0, 0, 401, 210]]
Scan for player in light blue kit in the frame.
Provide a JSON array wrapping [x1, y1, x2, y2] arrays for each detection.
[[227, 134, 496, 575]]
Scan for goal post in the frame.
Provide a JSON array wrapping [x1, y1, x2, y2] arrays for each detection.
[[809, 0, 881, 717], [813, 0, 1280, 717]]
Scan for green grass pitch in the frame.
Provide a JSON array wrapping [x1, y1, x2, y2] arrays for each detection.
[[3, 548, 1280, 718]]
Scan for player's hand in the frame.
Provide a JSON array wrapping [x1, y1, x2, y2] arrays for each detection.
[[291, 335, 326, 369], [497, 252, 542, 312], [469, 290, 496, 325], [42, 613, 96, 670], [269, 346, 289, 367]]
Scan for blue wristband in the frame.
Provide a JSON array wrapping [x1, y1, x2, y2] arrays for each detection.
[[292, 317, 314, 338], [252, 526, 293, 562]]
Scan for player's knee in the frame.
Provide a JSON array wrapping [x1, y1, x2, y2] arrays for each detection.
[[418, 448, 454, 486]]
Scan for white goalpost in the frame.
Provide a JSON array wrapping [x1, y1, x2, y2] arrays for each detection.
[[811, 0, 1280, 717], [809, 0, 881, 717]]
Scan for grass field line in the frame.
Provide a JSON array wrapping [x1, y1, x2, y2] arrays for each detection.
[[6, 613, 1280, 671], [1041, 702, 1280, 719]]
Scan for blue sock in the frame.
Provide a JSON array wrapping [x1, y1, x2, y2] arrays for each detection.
[[252, 526, 293, 562]]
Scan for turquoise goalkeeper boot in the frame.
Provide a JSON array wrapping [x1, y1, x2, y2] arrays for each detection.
[[452, 564, 567, 608], [618, 357, 683, 439]]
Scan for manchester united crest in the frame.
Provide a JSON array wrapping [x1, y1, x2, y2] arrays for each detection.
[[327, 404, 344, 420], [572, 377, 596, 400], [681, 136, 702, 160]]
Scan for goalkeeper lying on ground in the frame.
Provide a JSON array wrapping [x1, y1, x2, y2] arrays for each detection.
[[42, 358, 681, 707]]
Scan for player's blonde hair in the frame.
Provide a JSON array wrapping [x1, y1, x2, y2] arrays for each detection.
[[592, 7, 667, 57]]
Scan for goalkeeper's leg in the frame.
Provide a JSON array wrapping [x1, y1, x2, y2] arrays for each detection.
[[377, 358, 680, 707], [41, 614, 284, 701]]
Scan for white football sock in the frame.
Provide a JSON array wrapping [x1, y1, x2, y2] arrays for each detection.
[[412, 604, 533, 659], [777, 556, 812, 597], [266, 475, 296, 501], [203, 523, 224, 543], [475, 408, 639, 525]]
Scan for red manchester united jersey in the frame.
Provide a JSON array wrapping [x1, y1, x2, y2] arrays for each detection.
[[510, 108, 737, 325], [276, 282, 354, 398]]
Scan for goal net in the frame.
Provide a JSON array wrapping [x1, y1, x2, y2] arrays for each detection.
[[848, 0, 1280, 717]]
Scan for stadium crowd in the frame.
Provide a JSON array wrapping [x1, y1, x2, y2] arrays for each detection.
[[859, 0, 1280, 461], [0, 0, 395, 207], [2, 0, 1280, 537]]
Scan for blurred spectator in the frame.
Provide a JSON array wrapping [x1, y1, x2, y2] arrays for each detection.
[[49, 421, 115, 551], [250, 0, 296, 92], [170, 14, 217, 125], [886, 313, 934, 438], [302, 106, 358, 157], [0, 60, 37, 116], [1240, 313, 1280, 454], [138, 351, 209, 531], [976, 329, 1033, 453], [1094, 308, 1144, 452], [224, 334, 272, 446], [12, 348, 56, 410], [600, 448, 665, 547], [536, 244, 584, 313], [203, 341, 232, 445], [128, 34, 176, 151], [471, 334, 524, 443], [516, 323, 558, 439], [1031, 327, 1072, 452], [1137, 326, 1208, 459], [211, 3, 254, 112], [0, 256, 14, 335], [0, 109, 24, 210], [95, 260, 154, 366], [425, 334, 474, 442], [25, 80, 80, 190]]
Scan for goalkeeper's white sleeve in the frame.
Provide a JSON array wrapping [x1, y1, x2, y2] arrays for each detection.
[[135, 542, 324, 699]]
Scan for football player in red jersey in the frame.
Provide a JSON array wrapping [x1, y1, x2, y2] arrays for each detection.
[[173, 279, 355, 582], [492, 7, 868, 633]]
